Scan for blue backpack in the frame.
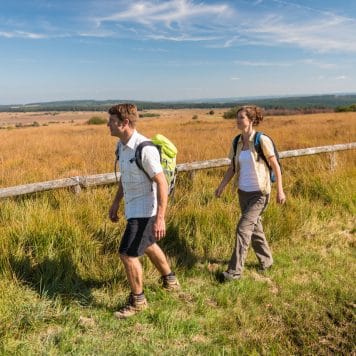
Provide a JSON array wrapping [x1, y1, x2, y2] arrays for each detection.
[[232, 131, 281, 182]]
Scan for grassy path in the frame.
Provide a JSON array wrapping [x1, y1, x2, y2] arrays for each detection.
[[0, 156, 355, 354]]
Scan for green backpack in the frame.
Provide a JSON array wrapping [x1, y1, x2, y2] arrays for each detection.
[[135, 134, 178, 195]]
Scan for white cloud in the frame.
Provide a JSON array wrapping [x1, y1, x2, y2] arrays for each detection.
[[2, 0, 356, 57], [147, 34, 220, 42], [133, 47, 169, 52], [98, 0, 230, 26], [240, 9, 356, 53], [94, 0, 232, 42], [230, 77, 240, 80], [79, 30, 115, 38], [234, 58, 340, 69], [301, 59, 337, 69], [91, 0, 356, 53], [222, 36, 241, 48], [234, 60, 294, 67], [0, 30, 47, 39]]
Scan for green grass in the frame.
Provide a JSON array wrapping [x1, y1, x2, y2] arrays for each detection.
[[0, 153, 355, 354]]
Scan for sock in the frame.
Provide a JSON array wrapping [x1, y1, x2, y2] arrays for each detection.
[[132, 291, 145, 300], [163, 272, 176, 280]]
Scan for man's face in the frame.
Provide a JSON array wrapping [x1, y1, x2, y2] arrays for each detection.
[[108, 114, 125, 137]]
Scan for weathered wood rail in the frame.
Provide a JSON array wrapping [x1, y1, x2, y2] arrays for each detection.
[[1, 142, 355, 199]]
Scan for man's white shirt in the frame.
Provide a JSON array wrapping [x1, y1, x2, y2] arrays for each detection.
[[117, 130, 162, 219]]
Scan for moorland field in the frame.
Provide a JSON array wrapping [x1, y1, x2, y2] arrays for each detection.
[[0, 109, 355, 354]]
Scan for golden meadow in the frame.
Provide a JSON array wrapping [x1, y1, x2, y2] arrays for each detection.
[[0, 109, 355, 354], [0, 109, 355, 186]]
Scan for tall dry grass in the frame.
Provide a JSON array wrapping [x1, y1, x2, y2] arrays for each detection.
[[0, 110, 355, 354], [0, 110, 355, 187]]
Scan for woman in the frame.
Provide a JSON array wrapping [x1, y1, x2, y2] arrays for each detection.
[[215, 105, 286, 281]]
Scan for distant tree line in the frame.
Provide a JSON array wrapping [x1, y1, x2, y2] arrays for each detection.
[[1, 95, 356, 113], [223, 106, 334, 119]]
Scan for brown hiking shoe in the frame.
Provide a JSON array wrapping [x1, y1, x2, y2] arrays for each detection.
[[114, 293, 148, 319], [161, 272, 180, 291], [222, 271, 241, 281]]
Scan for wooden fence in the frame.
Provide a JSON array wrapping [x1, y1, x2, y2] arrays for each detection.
[[0, 142, 355, 199]]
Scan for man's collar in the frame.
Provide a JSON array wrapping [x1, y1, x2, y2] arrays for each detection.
[[123, 129, 138, 149]]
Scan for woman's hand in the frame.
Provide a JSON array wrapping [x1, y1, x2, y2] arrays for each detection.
[[215, 165, 235, 198], [109, 201, 119, 222], [215, 185, 225, 198]]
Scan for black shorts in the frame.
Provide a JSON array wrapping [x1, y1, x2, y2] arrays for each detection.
[[119, 217, 156, 257]]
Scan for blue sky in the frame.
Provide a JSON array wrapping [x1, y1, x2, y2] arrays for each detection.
[[0, 0, 356, 104]]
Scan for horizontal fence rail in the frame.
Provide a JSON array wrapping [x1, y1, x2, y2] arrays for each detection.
[[1, 142, 355, 199]]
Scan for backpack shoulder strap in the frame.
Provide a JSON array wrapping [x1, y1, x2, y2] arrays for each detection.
[[232, 134, 241, 172], [114, 142, 121, 183], [254, 131, 269, 165], [135, 141, 161, 180], [254, 131, 263, 156], [115, 142, 121, 160], [254, 131, 263, 147]]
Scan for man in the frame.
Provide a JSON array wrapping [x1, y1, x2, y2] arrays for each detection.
[[107, 103, 179, 319]]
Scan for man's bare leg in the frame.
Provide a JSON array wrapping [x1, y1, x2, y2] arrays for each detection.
[[145, 243, 171, 275], [120, 254, 143, 294], [145, 243, 180, 290]]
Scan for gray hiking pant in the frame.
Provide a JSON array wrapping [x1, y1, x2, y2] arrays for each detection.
[[227, 190, 273, 276]]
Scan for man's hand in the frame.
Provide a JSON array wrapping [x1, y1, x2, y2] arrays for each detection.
[[151, 172, 168, 240], [153, 215, 166, 240], [109, 181, 123, 222], [109, 202, 119, 222], [276, 190, 286, 204]]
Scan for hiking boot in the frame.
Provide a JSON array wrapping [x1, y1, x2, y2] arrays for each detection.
[[161, 272, 180, 291], [259, 263, 273, 272], [222, 271, 241, 282], [114, 293, 148, 319]]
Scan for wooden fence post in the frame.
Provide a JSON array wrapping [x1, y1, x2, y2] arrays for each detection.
[[71, 177, 82, 194], [188, 171, 196, 182], [329, 152, 337, 171]]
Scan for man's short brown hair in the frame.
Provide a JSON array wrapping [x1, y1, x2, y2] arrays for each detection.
[[108, 103, 138, 127]]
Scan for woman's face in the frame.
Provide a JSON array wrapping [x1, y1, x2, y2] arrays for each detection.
[[236, 110, 252, 130]]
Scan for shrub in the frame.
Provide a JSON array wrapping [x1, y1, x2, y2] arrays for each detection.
[[335, 104, 356, 112], [86, 116, 107, 125], [223, 107, 239, 120], [139, 113, 160, 118], [32, 121, 40, 127], [192, 115, 198, 120], [208, 110, 215, 115]]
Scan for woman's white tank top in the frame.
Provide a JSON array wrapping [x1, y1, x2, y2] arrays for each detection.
[[238, 149, 260, 192]]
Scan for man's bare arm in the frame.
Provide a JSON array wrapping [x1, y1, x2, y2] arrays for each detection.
[[151, 172, 168, 240]]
